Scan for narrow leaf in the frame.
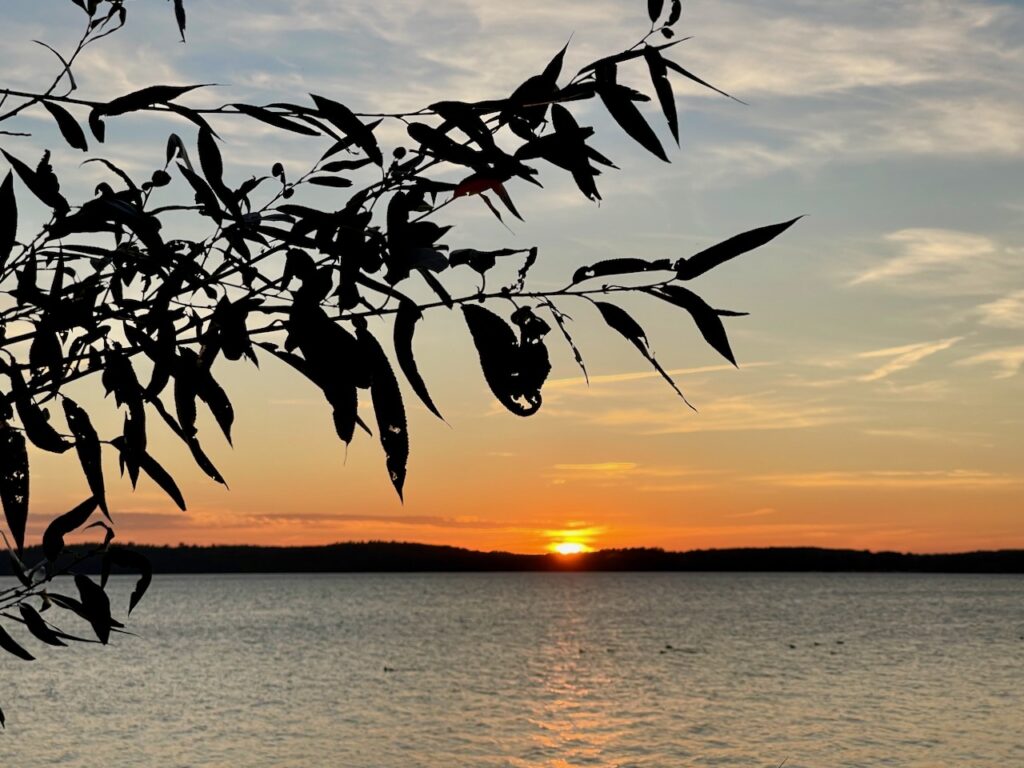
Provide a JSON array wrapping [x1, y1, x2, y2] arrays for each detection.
[[232, 103, 320, 135], [62, 398, 107, 518], [664, 60, 746, 103], [645, 285, 738, 365], [675, 217, 801, 279], [19, 604, 66, 647], [491, 183, 523, 221], [106, 548, 152, 614], [357, 326, 409, 499], [197, 127, 237, 215], [111, 438, 186, 510], [597, 85, 669, 162], [101, 84, 208, 116], [0, 425, 29, 553], [177, 162, 222, 220], [543, 300, 589, 383], [418, 268, 454, 308], [173, 370, 198, 437], [394, 301, 444, 420], [0, 149, 70, 216], [74, 574, 112, 644], [429, 100, 496, 151], [196, 372, 234, 445], [310, 94, 383, 165], [571, 257, 672, 284], [478, 193, 510, 228], [42, 101, 88, 151], [9, 370, 71, 453], [541, 40, 569, 85], [648, 0, 665, 23], [320, 158, 374, 173], [197, 126, 224, 189], [47, 593, 123, 632], [172, 0, 186, 41], [594, 301, 693, 408], [0, 172, 16, 271], [88, 109, 106, 142], [148, 395, 227, 486], [644, 48, 678, 143], [42, 497, 98, 562], [308, 176, 353, 188], [0, 624, 34, 661]]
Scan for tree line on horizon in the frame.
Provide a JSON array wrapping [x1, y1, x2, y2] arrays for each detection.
[[3, 542, 1021, 574]]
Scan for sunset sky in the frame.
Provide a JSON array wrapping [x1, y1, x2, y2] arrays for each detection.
[[4, 0, 1023, 553]]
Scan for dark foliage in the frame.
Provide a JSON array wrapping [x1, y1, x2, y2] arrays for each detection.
[[0, 0, 798, 720]]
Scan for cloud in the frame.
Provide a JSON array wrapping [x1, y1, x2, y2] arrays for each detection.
[[851, 229, 997, 285], [546, 462, 715, 489], [661, 0, 1024, 184], [754, 469, 1019, 489], [545, 363, 775, 391], [861, 427, 971, 443], [558, 391, 845, 434], [240, 512, 521, 530], [956, 346, 1024, 379], [552, 462, 639, 474], [636, 482, 715, 493], [685, 0, 1019, 99], [856, 336, 962, 381], [977, 290, 1024, 329]]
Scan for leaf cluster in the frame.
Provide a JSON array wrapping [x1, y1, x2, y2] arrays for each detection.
[[0, 0, 797, 716]]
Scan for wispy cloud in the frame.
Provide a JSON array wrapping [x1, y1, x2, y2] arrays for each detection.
[[856, 336, 962, 381], [851, 229, 997, 285], [636, 482, 716, 493], [551, 462, 640, 475], [591, 390, 844, 434], [977, 290, 1024, 329], [546, 462, 715, 489], [544, 363, 775, 391], [754, 469, 1019, 490], [687, 0, 1019, 100], [861, 427, 980, 444], [956, 346, 1024, 379]]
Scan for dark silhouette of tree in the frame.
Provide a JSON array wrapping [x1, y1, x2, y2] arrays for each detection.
[[0, 0, 797, 724]]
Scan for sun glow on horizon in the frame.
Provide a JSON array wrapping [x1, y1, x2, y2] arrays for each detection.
[[552, 542, 590, 555]]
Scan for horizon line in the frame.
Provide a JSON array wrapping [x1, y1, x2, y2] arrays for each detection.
[[48, 540, 1024, 558]]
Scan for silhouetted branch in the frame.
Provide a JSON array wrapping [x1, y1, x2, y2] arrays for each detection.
[[0, 0, 797, 713]]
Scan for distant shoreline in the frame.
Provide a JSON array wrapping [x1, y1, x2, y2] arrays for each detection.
[[6, 543, 1023, 575]]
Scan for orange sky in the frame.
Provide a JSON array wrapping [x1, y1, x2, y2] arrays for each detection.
[[34, 338, 1024, 554]]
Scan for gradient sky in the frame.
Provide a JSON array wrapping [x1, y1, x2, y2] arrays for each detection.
[[4, 0, 1023, 553]]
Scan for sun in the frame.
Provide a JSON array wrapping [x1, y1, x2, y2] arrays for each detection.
[[553, 542, 588, 555]]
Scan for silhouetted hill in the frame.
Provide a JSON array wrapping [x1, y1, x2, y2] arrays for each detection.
[[4, 543, 1023, 575]]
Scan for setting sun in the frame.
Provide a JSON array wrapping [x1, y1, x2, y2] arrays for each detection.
[[553, 542, 589, 555]]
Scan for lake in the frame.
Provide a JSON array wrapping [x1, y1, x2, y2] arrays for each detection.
[[2, 572, 1023, 766]]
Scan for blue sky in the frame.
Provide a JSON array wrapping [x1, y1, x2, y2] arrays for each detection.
[[2, 0, 1023, 551]]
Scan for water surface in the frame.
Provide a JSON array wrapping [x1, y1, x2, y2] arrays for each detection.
[[2, 573, 1022, 766]]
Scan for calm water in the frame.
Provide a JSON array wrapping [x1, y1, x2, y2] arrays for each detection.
[[1, 573, 1022, 766]]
